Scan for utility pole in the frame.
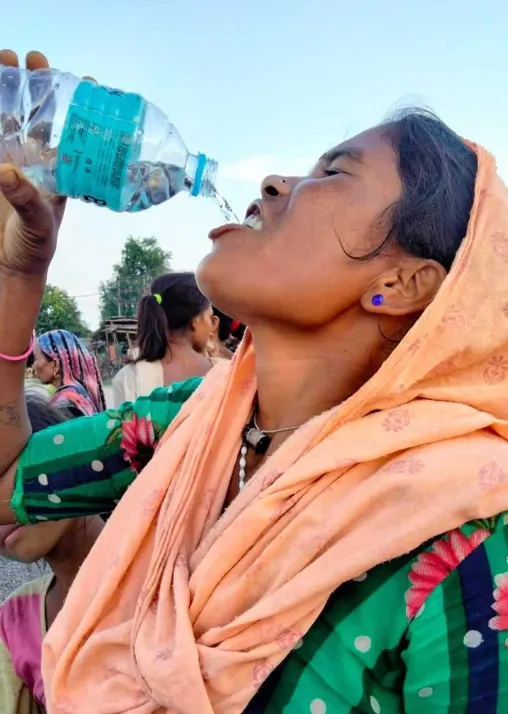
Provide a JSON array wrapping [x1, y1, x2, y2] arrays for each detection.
[[117, 282, 121, 317]]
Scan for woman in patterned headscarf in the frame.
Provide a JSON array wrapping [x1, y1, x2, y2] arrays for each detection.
[[33, 330, 106, 417]]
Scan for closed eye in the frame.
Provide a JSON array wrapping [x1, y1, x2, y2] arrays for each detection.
[[321, 168, 347, 177]]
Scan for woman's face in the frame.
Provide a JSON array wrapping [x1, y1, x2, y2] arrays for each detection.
[[191, 304, 215, 353], [33, 343, 57, 385], [0, 519, 73, 563], [197, 127, 405, 327]]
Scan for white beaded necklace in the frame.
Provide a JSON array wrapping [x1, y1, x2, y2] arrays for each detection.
[[238, 413, 302, 490]]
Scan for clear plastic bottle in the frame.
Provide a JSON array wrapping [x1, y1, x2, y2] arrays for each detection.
[[0, 65, 223, 214]]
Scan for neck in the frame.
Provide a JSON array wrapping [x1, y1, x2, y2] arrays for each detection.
[[252, 308, 384, 432], [45, 516, 104, 598], [162, 333, 205, 362]]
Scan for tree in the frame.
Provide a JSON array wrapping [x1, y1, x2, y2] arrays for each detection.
[[99, 236, 172, 321], [37, 284, 90, 337]]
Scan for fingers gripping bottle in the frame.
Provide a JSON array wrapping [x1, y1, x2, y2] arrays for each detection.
[[0, 65, 229, 215]]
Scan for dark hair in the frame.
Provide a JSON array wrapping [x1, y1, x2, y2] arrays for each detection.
[[353, 108, 477, 271], [136, 272, 210, 362], [26, 392, 70, 433], [213, 307, 234, 343]]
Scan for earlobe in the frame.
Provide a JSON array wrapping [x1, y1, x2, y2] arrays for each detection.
[[362, 260, 447, 317]]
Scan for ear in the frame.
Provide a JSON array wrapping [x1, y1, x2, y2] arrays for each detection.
[[361, 259, 447, 317], [210, 315, 219, 336]]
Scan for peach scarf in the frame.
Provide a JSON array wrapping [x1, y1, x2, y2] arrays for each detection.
[[44, 145, 508, 713]]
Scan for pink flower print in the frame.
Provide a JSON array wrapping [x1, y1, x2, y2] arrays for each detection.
[[253, 660, 274, 687], [155, 645, 174, 662], [434, 356, 457, 378], [142, 488, 164, 515], [489, 573, 508, 632], [120, 414, 157, 473], [382, 408, 410, 432], [380, 458, 424, 475], [261, 621, 284, 642], [478, 461, 506, 491], [103, 660, 120, 676], [441, 303, 467, 328], [405, 529, 490, 619], [483, 355, 508, 385], [200, 488, 216, 511], [492, 231, 508, 261], [275, 629, 301, 649], [175, 552, 187, 568]]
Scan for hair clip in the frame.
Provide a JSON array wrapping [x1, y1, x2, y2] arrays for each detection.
[[153, 293, 162, 305]]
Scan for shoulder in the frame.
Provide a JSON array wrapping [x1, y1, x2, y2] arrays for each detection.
[[112, 364, 139, 406], [113, 363, 133, 380], [310, 516, 508, 658], [283, 517, 508, 711], [397, 516, 508, 709]]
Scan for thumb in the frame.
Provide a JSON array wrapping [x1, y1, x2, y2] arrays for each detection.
[[0, 164, 54, 235]]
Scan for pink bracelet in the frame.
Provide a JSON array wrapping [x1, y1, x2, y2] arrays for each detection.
[[0, 331, 36, 362]]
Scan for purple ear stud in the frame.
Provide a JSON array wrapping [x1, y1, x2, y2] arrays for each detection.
[[372, 294, 384, 307]]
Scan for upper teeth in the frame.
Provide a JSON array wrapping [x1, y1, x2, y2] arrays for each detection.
[[243, 214, 264, 231]]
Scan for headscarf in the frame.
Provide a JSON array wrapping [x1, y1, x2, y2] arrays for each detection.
[[43, 144, 508, 713], [38, 330, 105, 417]]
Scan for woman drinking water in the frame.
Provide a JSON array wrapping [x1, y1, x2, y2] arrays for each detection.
[[0, 48, 508, 713]]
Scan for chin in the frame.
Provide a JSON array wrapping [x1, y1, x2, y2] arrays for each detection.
[[196, 254, 246, 323], [196, 252, 228, 305]]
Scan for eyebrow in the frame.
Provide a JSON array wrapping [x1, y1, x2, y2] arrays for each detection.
[[319, 147, 365, 165]]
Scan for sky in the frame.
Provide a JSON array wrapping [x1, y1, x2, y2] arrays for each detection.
[[3, 0, 507, 328]]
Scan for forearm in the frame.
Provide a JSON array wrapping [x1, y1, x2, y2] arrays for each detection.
[[0, 267, 46, 472]]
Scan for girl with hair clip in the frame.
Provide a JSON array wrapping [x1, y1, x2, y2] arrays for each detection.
[[112, 272, 216, 405]]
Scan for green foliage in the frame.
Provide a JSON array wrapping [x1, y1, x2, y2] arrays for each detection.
[[37, 284, 90, 337], [99, 236, 172, 321]]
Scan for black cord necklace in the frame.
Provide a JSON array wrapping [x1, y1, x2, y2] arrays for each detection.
[[238, 413, 302, 490]]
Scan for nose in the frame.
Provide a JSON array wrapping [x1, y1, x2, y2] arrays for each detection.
[[261, 174, 291, 198]]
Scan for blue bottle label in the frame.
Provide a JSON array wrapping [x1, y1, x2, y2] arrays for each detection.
[[56, 81, 146, 211]]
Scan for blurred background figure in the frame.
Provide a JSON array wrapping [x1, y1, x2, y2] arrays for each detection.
[[33, 330, 106, 418], [112, 272, 215, 405], [208, 308, 245, 360], [24, 352, 55, 401]]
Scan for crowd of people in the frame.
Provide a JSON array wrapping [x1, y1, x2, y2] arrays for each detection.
[[2, 283, 241, 714], [1, 270, 243, 711], [1, 47, 508, 713]]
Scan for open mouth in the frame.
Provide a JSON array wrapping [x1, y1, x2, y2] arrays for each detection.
[[243, 202, 264, 231]]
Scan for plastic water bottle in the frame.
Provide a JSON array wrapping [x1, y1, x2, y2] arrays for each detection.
[[0, 65, 235, 217]]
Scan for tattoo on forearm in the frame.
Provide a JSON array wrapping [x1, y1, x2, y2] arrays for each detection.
[[0, 402, 21, 428]]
